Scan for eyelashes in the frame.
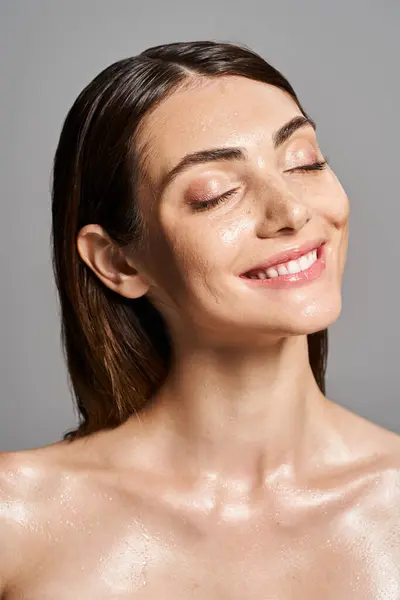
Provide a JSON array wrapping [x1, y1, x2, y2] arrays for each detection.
[[191, 187, 240, 211], [190, 159, 329, 212], [289, 159, 328, 173]]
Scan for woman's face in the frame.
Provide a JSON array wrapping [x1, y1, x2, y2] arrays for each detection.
[[134, 75, 349, 343]]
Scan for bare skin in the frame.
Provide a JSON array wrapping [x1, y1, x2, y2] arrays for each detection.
[[1, 405, 400, 599], [1, 75, 399, 598]]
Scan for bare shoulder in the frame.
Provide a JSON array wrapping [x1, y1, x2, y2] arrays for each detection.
[[325, 397, 400, 462], [0, 441, 74, 499], [357, 411, 400, 470], [0, 436, 178, 598], [0, 448, 46, 592], [0, 444, 64, 522], [0, 440, 90, 593], [324, 398, 400, 516], [0, 435, 104, 514]]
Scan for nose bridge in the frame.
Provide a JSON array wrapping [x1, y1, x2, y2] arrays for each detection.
[[256, 173, 311, 237]]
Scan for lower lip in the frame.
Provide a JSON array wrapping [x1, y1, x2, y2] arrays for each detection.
[[239, 244, 326, 289]]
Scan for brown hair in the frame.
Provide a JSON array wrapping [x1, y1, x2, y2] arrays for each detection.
[[50, 41, 328, 441]]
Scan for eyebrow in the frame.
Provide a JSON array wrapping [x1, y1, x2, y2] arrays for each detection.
[[157, 115, 316, 195]]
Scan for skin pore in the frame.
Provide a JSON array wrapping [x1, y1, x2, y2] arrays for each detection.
[[1, 75, 399, 599]]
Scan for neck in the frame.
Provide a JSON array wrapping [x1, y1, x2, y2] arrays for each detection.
[[145, 334, 330, 486]]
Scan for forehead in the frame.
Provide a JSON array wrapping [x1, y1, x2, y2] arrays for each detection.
[[138, 75, 303, 182]]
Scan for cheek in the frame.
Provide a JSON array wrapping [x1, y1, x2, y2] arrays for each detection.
[[315, 175, 350, 273], [139, 226, 184, 295], [160, 216, 252, 293], [328, 182, 350, 228], [172, 229, 227, 280], [145, 226, 218, 297], [185, 213, 255, 270], [305, 172, 350, 227], [217, 214, 254, 249], [339, 220, 349, 273]]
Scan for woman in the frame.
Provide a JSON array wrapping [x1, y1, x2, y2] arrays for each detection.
[[1, 40, 399, 598]]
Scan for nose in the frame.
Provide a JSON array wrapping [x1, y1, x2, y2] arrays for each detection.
[[256, 181, 311, 239]]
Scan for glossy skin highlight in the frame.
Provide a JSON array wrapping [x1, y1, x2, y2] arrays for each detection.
[[1, 75, 399, 599], [132, 78, 349, 341]]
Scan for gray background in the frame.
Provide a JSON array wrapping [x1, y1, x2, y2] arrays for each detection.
[[0, 0, 399, 451]]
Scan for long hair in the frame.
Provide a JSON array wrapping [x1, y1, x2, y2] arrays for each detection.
[[50, 41, 328, 441]]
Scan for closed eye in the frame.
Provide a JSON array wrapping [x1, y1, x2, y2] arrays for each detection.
[[287, 159, 328, 173], [190, 159, 329, 212], [189, 187, 240, 212]]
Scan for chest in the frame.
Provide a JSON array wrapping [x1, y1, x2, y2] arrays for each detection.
[[9, 502, 400, 600]]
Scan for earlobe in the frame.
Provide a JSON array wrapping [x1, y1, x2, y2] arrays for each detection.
[[113, 274, 151, 300], [76, 224, 150, 299], [114, 258, 151, 299]]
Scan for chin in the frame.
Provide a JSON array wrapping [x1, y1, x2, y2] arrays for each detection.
[[278, 294, 343, 336]]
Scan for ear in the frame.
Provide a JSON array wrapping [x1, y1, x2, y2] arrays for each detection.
[[77, 224, 150, 299]]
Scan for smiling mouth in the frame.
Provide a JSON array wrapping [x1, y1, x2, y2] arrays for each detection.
[[238, 241, 327, 288], [242, 247, 320, 280]]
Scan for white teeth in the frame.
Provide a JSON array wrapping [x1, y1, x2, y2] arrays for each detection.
[[265, 267, 279, 278], [277, 265, 289, 276], [299, 254, 310, 270], [287, 260, 300, 274], [249, 248, 318, 280]]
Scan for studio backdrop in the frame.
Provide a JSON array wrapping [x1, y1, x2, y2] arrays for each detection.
[[0, 0, 399, 451]]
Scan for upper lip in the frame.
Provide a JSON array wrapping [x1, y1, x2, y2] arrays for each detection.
[[241, 238, 326, 275]]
